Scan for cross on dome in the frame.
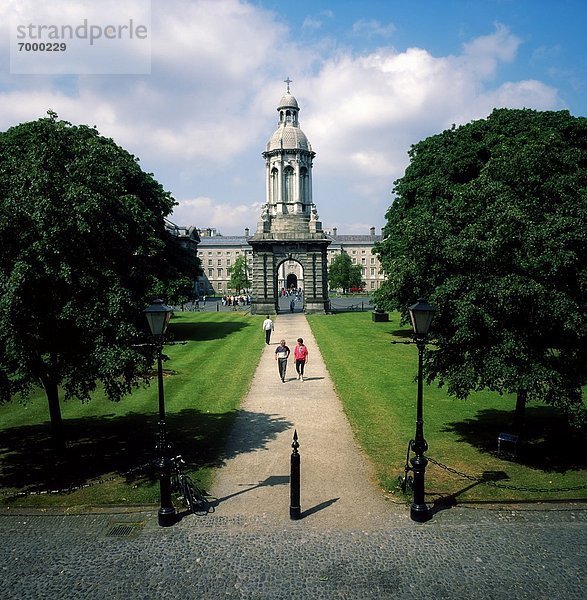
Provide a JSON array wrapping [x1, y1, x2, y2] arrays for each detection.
[[284, 77, 292, 93]]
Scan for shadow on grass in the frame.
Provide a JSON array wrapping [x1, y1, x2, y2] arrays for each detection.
[[442, 406, 586, 473], [389, 329, 412, 340], [0, 408, 291, 493], [168, 320, 250, 342]]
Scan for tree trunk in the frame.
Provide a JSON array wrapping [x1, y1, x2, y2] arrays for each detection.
[[40, 373, 65, 451], [514, 388, 527, 432]]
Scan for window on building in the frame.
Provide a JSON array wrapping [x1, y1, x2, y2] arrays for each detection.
[[217, 251, 221, 255], [284, 166, 294, 203], [371, 281, 375, 289], [208, 269, 213, 277], [271, 167, 279, 203], [352, 258, 357, 264], [300, 166, 308, 201], [208, 259, 212, 266], [227, 259, 231, 266], [361, 258, 366, 264], [370, 267, 375, 276], [217, 269, 222, 277], [371, 257, 375, 265], [352, 250, 357, 255]]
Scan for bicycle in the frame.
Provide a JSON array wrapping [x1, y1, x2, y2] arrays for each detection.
[[170, 455, 210, 514]]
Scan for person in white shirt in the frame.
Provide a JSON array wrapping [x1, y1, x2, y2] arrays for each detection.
[[262, 315, 274, 345], [274, 339, 291, 382]]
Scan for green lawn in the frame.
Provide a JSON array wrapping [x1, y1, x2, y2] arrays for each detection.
[[307, 312, 586, 504], [1, 310, 585, 509], [0, 311, 265, 508]]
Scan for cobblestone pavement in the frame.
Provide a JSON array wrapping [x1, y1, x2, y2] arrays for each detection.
[[0, 505, 585, 599]]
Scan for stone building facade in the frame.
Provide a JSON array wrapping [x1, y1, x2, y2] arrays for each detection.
[[196, 227, 384, 297]]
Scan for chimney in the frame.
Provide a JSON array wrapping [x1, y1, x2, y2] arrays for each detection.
[[245, 227, 250, 237], [370, 227, 375, 236], [333, 227, 338, 236]]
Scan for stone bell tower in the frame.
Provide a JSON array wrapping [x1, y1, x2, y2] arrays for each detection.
[[249, 79, 331, 314]]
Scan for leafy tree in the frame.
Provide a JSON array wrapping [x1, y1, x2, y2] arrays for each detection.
[[374, 108, 587, 427], [0, 112, 199, 447], [328, 252, 364, 294], [228, 255, 250, 293]]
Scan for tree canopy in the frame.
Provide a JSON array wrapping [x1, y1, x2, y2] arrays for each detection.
[[374, 108, 587, 426], [328, 252, 364, 294], [0, 112, 199, 445], [228, 255, 250, 294]]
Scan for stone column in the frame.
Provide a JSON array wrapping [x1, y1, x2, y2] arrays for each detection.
[[250, 249, 277, 315]]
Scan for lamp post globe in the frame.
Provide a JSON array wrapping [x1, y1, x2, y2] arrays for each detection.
[[408, 297, 435, 522], [408, 297, 435, 339], [144, 299, 176, 527], [144, 299, 173, 336]]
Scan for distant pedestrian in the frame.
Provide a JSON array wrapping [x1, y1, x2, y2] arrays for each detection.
[[262, 315, 274, 345], [294, 338, 309, 381], [290, 299, 295, 313], [275, 339, 290, 382]]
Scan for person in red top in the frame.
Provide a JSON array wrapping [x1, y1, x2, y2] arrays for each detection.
[[294, 338, 309, 381]]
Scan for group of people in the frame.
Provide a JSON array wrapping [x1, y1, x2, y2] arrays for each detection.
[[262, 316, 309, 383], [222, 294, 251, 308]]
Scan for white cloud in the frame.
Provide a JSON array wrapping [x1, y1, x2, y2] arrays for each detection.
[[0, 3, 566, 235], [460, 22, 521, 79], [352, 18, 396, 39], [171, 196, 261, 232]]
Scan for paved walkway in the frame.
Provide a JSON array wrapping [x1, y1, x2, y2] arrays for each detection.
[[209, 311, 403, 528]]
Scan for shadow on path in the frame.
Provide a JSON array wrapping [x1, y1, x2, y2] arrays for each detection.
[[0, 409, 292, 494]]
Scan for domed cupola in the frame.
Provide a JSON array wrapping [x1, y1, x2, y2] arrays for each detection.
[[266, 80, 311, 152], [278, 92, 299, 111], [258, 78, 321, 236]]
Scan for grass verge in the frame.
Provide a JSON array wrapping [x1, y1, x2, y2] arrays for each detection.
[[0, 311, 264, 509], [307, 311, 586, 504]]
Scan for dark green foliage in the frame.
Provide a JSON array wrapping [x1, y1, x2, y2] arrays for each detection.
[[228, 255, 250, 293], [0, 113, 198, 443], [374, 109, 587, 425], [328, 252, 364, 293]]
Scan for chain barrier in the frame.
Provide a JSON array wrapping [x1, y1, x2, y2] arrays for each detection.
[[1, 461, 154, 498], [424, 455, 587, 493]]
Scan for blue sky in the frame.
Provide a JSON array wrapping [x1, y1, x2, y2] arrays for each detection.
[[2, 0, 585, 236]]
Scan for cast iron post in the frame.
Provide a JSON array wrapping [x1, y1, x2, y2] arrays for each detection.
[[290, 429, 301, 520], [410, 337, 429, 522], [407, 297, 435, 523], [156, 339, 177, 527]]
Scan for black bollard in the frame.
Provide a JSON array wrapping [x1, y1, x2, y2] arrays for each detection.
[[290, 429, 301, 520]]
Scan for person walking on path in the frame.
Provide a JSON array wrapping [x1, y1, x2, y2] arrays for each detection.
[[262, 315, 274, 345], [275, 339, 290, 382], [294, 337, 309, 381]]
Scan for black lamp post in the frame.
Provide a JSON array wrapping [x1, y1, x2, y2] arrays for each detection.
[[144, 299, 176, 527], [408, 297, 435, 522]]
